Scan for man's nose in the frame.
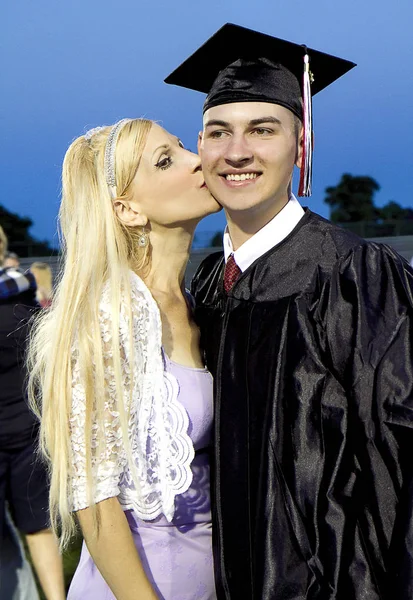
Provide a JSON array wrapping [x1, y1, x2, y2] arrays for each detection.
[[224, 135, 253, 166]]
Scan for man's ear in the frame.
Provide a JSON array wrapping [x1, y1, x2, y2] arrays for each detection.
[[197, 131, 203, 155], [114, 200, 148, 227], [295, 126, 304, 169], [295, 128, 315, 169]]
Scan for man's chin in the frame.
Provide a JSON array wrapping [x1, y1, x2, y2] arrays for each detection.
[[220, 200, 262, 214], [206, 184, 262, 212]]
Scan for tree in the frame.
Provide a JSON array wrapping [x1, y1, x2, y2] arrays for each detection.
[[324, 174, 381, 223], [0, 204, 54, 257], [379, 201, 413, 221]]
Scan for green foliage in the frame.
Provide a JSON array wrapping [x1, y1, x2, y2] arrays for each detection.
[[325, 174, 413, 236], [0, 204, 54, 257], [324, 174, 381, 223], [379, 201, 413, 221], [61, 534, 83, 594]]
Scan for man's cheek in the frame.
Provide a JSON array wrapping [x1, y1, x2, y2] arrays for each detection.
[[201, 148, 221, 166]]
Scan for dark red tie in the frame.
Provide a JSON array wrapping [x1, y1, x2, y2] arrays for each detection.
[[223, 254, 241, 293]]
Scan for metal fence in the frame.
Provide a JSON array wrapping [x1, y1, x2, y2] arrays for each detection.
[[17, 234, 413, 285], [18, 251, 213, 286], [339, 221, 413, 238]]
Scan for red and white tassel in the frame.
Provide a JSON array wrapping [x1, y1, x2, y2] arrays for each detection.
[[298, 51, 313, 197]]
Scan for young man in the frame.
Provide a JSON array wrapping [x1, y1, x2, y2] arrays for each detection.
[[166, 24, 413, 600]]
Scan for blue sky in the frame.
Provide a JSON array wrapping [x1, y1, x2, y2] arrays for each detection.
[[2, 0, 412, 248]]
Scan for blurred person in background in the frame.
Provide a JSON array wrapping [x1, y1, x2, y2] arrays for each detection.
[[0, 225, 65, 600], [4, 251, 21, 269], [1, 509, 40, 600], [30, 262, 54, 308]]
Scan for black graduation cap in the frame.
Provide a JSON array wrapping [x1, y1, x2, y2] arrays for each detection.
[[164, 23, 356, 197], [165, 23, 355, 117]]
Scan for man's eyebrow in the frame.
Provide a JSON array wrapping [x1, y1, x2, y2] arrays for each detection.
[[249, 117, 282, 126], [204, 119, 231, 129], [204, 116, 283, 129]]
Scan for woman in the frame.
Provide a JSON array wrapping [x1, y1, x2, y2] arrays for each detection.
[[30, 262, 53, 308], [28, 118, 221, 599]]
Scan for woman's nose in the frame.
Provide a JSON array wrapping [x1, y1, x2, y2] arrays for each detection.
[[191, 152, 202, 173]]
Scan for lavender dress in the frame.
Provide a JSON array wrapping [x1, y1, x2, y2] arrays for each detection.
[[68, 353, 216, 600]]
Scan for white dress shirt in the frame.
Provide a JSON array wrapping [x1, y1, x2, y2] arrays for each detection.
[[223, 195, 305, 272]]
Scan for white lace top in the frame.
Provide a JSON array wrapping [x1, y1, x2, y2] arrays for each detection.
[[69, 272, 195, 522]]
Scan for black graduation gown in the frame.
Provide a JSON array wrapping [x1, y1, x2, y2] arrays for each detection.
[[191, 209, 413, 600]]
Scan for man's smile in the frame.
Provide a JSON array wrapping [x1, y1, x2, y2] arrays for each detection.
[[219, 170, 262, 187]]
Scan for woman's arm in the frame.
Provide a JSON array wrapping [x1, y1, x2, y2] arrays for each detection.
[[77, 496, 158, 600]]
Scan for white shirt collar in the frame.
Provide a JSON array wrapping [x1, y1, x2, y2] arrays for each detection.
[[223, 195, 305, 272]]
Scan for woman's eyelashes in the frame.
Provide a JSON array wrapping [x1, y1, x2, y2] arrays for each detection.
[[155, 140, 185, 170], [155, 155, 173, 170]]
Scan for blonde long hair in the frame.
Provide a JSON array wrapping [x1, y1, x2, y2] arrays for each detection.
[[28, 118, 153, 548]]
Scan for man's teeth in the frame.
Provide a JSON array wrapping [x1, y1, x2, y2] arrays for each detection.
[[225, 173, 258, 181]]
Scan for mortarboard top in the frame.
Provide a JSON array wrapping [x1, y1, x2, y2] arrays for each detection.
[[164, 23, 356, 118], [165, 23, 356, 197]]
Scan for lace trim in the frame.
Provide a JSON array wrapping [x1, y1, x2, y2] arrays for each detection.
[[70, 271, 194, 521]]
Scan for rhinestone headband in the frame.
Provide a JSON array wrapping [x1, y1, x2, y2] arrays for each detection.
[[84, 126, 106, 141], [103, 119, 132, 198]]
